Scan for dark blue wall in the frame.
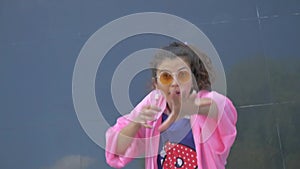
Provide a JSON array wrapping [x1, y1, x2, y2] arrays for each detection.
[[1, 0, 299, 169]]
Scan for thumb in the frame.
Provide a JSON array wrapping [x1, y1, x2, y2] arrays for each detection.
[[158, 112, 177, 132], [158, 99, 179, 132]]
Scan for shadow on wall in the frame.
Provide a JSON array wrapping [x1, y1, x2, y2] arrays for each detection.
[[227, 55, 300, 106], [226, 56, 300, 169]]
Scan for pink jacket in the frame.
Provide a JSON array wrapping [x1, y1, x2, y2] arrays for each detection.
[[106, 90, 237, 169]]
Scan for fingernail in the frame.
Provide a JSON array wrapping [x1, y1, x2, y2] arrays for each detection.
[[192, 90, 196, 94]]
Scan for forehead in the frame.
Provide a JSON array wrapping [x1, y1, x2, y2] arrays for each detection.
[[156, 57, 190, 72]]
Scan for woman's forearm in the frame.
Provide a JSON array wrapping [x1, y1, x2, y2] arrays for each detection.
[[198, 99, 218, 119], [116, 121, 142, 155]]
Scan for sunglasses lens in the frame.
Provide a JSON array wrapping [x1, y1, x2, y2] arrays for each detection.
[[177, 70, 191, 83], [159, 72, 173, 85]]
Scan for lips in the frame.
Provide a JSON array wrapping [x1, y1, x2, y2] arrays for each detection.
[[168, 90, 181, 95]]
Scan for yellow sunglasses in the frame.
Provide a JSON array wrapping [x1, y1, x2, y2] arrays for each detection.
[[157, 68, 191, 85]]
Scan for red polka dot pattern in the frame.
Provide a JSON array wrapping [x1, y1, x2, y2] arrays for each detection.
[[162, 141, 198, 169]]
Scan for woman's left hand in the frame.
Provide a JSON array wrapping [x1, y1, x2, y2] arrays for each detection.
[[158, 90, 213, 132]]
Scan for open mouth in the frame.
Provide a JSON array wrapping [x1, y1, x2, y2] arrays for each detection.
[[168, 90, 181, 95]]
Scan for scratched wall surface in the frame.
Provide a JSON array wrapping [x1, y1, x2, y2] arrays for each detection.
[[0, 1, 299, 169]]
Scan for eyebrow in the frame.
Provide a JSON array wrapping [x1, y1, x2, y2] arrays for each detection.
[[158, 66, 189, 72]]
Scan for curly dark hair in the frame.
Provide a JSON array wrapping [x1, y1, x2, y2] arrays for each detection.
[[151, 42, 214, 91]]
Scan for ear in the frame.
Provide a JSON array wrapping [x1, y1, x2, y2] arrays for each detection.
[[152, 77, 158, 89]]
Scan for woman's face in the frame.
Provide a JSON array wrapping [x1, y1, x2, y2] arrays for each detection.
[[154, 57, 194, 104]]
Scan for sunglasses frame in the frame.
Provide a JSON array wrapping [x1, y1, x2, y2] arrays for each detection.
[[156, 68, 192, 86]]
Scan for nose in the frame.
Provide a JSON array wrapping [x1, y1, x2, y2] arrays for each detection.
[[170, 77, 179, 87]]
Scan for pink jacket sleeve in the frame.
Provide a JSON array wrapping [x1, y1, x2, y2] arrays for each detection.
[[196, 91, 237, 168], [105, 92, 152, 168]]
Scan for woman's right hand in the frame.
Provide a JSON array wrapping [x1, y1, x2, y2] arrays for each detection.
[[133, 105, 161, 128]]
